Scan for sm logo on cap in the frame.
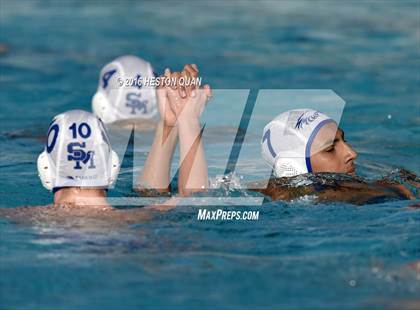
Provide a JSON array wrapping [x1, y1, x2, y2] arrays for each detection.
[[125, 92, 148, 115], [67, 142, 96, 170]]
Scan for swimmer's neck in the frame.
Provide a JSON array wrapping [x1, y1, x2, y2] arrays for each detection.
[[53, 188, 109, 208]]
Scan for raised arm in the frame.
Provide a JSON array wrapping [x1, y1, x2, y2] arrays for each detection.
[[166, 66, 212, 196], [137, 69, 179, 194]]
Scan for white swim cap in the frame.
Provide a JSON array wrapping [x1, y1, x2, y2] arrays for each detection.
[[261, 109, 336, 177], [92, 55, 158, 124], [37, 110, 120, 191]]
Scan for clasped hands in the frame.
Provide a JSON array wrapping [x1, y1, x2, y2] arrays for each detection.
[[156, 64, 212, 128]]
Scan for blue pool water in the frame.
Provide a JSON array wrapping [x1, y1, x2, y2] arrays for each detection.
[[0, 1, 419, 309]]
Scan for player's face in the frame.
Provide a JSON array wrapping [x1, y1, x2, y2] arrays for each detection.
[[310, 124, 357, 174]]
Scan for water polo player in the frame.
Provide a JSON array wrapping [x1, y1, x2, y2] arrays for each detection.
[[261, 109, 357, 177], [254, 109, 419, 204], [92, 55, 158, 129], [37, 109, 120, 206], [0, 109, 156, 227]]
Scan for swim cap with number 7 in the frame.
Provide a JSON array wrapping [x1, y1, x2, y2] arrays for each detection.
[[261, 109, 335, 177]]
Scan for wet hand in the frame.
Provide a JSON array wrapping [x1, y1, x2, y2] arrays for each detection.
[[166, 65, 211, 124], [156, 69, 177, 127]]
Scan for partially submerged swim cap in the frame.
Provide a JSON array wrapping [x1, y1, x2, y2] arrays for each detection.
[[92, 55, 158, 124], [37, 110, 120, 191], [261, 109, 336, 177]]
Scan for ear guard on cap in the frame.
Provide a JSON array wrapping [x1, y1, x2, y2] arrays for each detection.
[[37, 151, 54, 191], [92, 92, 114, 124], [108, 150, 120, 186], [273, 157, 308, 178]]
